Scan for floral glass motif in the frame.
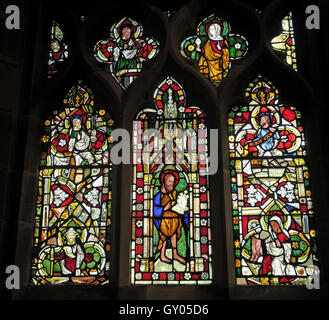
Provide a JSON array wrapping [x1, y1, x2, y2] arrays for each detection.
[[131, 77, 213, 284], [181, 14, 248, 86], [48, 21, 69, 78], [228, 75, 319, 286], [271, 12, 297, 71], [31, 80, 114, 285], [94, 17, 160, 89]]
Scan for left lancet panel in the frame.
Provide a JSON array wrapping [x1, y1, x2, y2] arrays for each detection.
[[31, 80, 115, 285]]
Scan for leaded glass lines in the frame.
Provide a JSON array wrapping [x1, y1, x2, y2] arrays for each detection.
[[31, 81, 114, 285], [131, 77, 213, 285], [48, 21, 69, 78], [94, 17, 160, 89], [271, 12, 297, 71], [228, 75, 318, 286]]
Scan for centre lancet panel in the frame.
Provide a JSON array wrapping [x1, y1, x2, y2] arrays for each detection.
[[130, 77, 213, 285]]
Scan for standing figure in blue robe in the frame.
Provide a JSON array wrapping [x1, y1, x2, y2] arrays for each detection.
[[153, 172, 189, 264]]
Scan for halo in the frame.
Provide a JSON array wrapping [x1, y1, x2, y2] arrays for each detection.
[[205, 19, 222, 33], [57, 219, 85, 246], [250, 105, 281, 130], [202, 16, 230, 37], [111, 17, 142, 40], [118, 19, 137, 35], [63, 227, 80, 236], [69, 115, 83, 124], [268, 210, 285, 223], [68, 109, 87, 125], [260, 210, 291, 232], [160, 169, 179, 186]]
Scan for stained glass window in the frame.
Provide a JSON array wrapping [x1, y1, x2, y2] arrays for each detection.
[[228, 75, 318, 286], [131, 77, 213, 284], [181, 14, 248, 86], [94, 17, 160, 89], [31, 80, 114, 285], [48, 21, 69, 78], [271, 12, 297, 71]]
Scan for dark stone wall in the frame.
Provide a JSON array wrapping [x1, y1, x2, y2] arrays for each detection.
[[0, 0, 35, 299]]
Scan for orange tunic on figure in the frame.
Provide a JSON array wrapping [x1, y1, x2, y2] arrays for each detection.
[[156, 190, 183, 251], [198, 39, 230, 84]]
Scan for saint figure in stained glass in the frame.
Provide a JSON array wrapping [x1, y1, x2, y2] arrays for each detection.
[[94, 17, 160, 89], [181, 14, 248, 86]]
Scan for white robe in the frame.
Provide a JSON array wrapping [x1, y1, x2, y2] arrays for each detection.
[[265, 233, 296, 276]]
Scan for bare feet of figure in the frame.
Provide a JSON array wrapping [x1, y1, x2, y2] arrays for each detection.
[[173, 250, 186, 264], [160, 255, 172, 264]]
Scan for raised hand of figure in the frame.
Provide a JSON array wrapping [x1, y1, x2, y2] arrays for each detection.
[[275, 239, 281, 247]]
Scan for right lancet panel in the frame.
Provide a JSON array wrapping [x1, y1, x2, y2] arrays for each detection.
[[228, 75, 319, 286]]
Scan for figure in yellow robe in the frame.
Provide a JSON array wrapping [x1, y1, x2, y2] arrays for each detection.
[[198, 38, 230, 84], [198, 22, 230, 85]]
